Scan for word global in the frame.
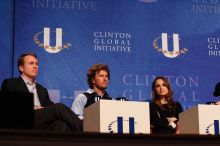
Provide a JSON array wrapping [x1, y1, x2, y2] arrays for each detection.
[[93, 32, 132, 52], [208, 37, 220, 56]]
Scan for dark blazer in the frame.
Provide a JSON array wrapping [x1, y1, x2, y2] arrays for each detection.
[[150, 101, 183, 134], [1, 76, 53, 107]]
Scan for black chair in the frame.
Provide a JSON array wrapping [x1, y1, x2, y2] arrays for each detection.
[[0, 91, 34, 129]]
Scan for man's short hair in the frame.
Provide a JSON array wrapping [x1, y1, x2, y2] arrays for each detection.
[[17, 52, 38, 74], [87, 64, 110, 89], [213, 82, 220, 97]]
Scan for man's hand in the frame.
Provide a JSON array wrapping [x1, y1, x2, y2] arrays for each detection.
[[216, 101, 220, 105], [34, 106, 44, 110]]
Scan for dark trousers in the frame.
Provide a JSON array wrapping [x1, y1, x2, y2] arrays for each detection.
[[35, 103, 83, 132]]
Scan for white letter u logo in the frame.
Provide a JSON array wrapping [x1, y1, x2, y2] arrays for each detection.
[[43, 27, 62, 53], [161, 33, 180, 58]]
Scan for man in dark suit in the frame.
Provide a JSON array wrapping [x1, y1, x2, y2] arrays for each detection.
[[1, 52, 82, 132], [213, 82, 220, 105]]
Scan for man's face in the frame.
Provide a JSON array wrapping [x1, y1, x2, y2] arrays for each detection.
[[92, 70, 109, 90], [19, 55, 39, 80]]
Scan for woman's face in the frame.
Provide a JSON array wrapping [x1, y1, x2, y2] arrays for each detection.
[[154, 79, 169, 97]]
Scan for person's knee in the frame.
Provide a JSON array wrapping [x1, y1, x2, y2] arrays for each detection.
[[53, 103, 68, 110], [52, 103, 72, 117], [54, 103, 65, 107]]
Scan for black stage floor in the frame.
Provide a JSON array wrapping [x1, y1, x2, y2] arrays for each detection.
[[0, 129, 219, 146]]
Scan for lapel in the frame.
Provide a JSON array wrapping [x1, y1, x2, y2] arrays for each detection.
[[18, 76, 44, 106], [36, 84, 44, 105], [17, 76, 30, 92]]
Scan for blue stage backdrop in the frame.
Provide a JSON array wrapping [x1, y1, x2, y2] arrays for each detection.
[[1, 0, 220, 110], [0, 0, 13, 84]]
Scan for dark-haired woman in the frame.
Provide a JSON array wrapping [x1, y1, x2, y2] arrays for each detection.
[[150, 76, 183, 134]]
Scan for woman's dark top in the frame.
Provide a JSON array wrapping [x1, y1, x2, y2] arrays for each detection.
[[150, 101, 183, 134]]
